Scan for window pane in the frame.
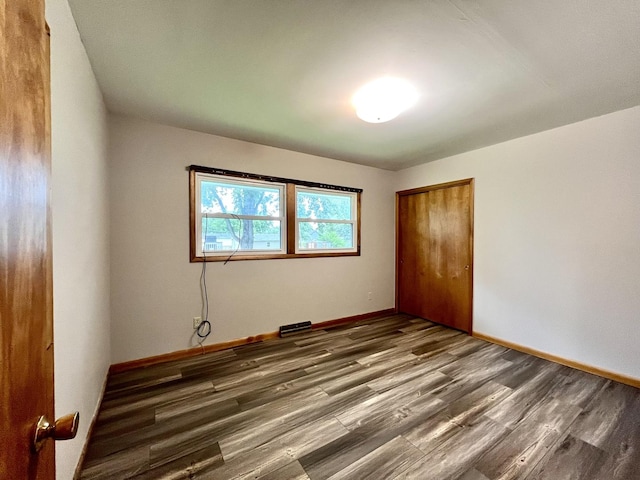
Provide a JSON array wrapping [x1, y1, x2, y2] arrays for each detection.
[[298, 222, 353, 250], [202, 218, 282, 252], [201, 180, 281, 217], [297, 190, 353, 220]]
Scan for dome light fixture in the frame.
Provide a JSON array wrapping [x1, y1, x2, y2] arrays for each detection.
[[352, 77, 419, 123]]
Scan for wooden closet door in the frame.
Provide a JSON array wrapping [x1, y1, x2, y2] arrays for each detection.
[[397, 180, 473, 333]]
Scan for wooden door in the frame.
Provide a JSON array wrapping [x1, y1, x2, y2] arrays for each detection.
[[1, 0, 55, 478], [397, 179, 474, 333]]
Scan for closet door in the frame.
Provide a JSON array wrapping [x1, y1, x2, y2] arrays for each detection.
[[397, 179, 474, 333]]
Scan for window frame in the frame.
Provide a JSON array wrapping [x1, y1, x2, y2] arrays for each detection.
[[194, 173, 287, 258], [189, 166, 361, 262], [295, 186, 359, 254]]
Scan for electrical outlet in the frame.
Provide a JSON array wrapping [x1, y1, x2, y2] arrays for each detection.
[[367, 291, 373, 301], [193, 316, 202, 329]]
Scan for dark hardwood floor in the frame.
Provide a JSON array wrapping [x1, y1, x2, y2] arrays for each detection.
[[79, 314, 640, 479]]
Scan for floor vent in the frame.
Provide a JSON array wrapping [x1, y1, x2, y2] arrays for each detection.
[[279, 321, 312, 337]]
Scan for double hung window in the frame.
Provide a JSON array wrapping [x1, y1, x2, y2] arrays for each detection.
[[190, 166, 361, 261], [196, 175, 285, 256], [295, 187, 357, 253]]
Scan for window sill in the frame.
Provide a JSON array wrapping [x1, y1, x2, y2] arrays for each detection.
[[190, 250, 361, 262]]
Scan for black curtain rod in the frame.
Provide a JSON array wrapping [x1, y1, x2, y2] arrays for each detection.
[[187, 165, 363, 193]]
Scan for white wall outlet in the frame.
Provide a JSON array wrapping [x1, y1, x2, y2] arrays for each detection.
[[367, 291, 373, 301], [193, 316, 202, 329]]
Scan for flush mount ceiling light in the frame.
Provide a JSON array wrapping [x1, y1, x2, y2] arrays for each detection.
[[352, 77, 419, 123]]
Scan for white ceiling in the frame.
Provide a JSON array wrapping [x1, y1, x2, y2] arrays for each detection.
[[68, 0, 640, 170]]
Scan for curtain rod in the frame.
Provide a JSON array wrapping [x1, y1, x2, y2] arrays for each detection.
[[187, 165, 363, 193]]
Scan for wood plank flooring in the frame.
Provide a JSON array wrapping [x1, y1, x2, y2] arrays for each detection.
[[79, 314, 640, 479]]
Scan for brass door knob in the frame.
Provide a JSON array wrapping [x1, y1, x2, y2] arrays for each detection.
[[32, 412, 79, 452]]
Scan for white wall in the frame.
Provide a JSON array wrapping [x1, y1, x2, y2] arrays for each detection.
[[109, 115, 396, 364], [47, 1, 111, 478], [395, 106, 640, 380]]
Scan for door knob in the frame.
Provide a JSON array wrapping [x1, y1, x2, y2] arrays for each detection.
[[464, 265, 470, 270], [32, 412, 79, 452]]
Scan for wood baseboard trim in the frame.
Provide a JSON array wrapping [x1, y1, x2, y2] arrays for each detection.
[[109, 331, 280, 375], [73, 369, 109, 480], [313, 308, 397, 331], [473, 332, 640, 389], [109, 308, 396, 375]]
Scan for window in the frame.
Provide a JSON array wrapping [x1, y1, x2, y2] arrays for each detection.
[[195, 174, 285, 257], [189, 166, 361, 261], [296, 187, 358, 253]]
